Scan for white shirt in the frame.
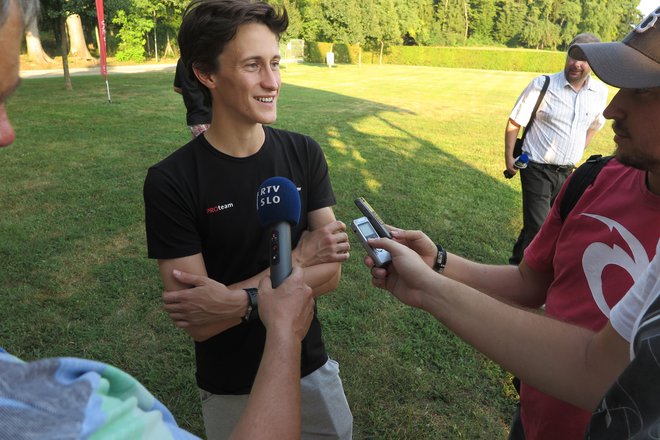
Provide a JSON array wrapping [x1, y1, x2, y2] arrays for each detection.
[[610, 240, 660, 359], [509, 71, 609, 166]]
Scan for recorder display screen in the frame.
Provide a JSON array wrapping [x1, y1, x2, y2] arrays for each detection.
[[358, 222, 378, 239]]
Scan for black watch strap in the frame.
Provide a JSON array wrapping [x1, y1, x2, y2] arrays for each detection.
[[241, 288, 259, 323], [433, 243, 447, 273]]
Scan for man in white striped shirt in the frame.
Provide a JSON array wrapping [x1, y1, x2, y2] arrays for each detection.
[[505, 33, 609, 265]]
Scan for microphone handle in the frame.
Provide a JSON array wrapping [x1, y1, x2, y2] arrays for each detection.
[[270, 222, 292, 288]]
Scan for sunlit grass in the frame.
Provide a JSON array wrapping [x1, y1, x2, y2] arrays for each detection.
[[2, 63, 614, 438]]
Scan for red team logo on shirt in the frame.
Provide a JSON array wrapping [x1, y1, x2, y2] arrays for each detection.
[[207, 203, 234, 214]]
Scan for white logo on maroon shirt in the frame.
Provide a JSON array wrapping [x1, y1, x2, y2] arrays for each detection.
[[581, 214, 651, 317]]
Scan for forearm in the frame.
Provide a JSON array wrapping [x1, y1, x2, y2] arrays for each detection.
[[505, 119, 521, 159], [422, 274, 626, 410], [442, 254, 545, 308], [230, 332, 302, 440], [228, 268, 269, 290], [303, 262, 341, 297], [159, 257, 246, 342], [186, 320, 241, 342], [228, 262, 340, 296]]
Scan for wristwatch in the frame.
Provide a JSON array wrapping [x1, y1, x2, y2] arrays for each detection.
[[433, 243, 447, 273], [241, 288, 259, 323]]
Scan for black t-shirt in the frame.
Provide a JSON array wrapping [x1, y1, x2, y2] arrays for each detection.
[[173, 59, 211, 126], [144, 126, 336, 394], [585, 294, 660, 439]]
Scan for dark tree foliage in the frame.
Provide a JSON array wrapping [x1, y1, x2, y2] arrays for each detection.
[[37, 0, 644, 67], [296, 0, 641, 49]]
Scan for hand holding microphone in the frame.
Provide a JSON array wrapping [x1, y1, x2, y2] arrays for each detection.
[[504, 153, 529, 179], [256, 177, 301, 287]]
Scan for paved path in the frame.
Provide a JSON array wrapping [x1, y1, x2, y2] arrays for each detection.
[[20, 63, 178, 79], [20, 59, 301, 79]]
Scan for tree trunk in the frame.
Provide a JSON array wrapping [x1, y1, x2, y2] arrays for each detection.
[[163, 32, 175, 58], [463, 0, 469, 43], [66, 14, 94, 60], [95, 25, 100, 56], [358, 44, 362, 66], [60, 15, 73, 90], [25, 19, 54, 64], [379, 41, 384, 65], [153, 11, 159, 62]]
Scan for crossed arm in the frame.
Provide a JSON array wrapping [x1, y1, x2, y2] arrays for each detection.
[[157, 207, 349, 341]]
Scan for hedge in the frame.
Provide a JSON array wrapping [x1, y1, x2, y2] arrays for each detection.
[[303, 42, 566, 73]]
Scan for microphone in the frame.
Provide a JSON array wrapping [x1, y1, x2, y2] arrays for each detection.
[[256, 177, 301, 288], [503, 153, 529, 179]]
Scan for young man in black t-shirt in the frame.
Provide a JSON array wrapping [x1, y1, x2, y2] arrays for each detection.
[[144, 1, 353, 438]]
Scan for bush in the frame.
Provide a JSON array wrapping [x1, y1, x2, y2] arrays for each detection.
[[116, 47, 146, 62], [303, 42, 565, 73], [112, 10, 152, 63]]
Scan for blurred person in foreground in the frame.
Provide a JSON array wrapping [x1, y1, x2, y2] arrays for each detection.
[[0, 1, 313, 439]]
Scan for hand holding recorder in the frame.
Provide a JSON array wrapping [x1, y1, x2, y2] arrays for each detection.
[[351, 197, 392, 267]]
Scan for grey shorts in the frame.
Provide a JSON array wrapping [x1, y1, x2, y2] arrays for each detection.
[[200, 358, 353, 440]]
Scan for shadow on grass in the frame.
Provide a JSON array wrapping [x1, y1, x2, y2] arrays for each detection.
[[1, 72, 521, 438]]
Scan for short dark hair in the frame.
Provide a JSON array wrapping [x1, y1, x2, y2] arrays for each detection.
[[178, 0, 288, 104]]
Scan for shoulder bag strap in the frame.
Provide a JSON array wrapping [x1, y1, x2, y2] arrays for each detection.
[[520, 75, 550, 144], [559, 154, 614, 222]]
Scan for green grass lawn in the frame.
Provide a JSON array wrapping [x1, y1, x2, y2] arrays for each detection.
[[2, 63, 615, 438]]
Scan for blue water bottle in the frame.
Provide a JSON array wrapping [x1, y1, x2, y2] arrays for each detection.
[[503, 153, 529, 179]]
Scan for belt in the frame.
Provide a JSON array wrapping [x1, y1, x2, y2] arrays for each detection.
[[528, 161, 575, 172]]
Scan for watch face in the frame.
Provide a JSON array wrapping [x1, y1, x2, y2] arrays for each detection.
[[434, 245, 446, 271]]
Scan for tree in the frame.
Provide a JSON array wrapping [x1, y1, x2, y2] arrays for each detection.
[[468, 0, 497, 44], [520, 5, 561, 49], [298, 0, 324, 42], [66, 14, 94, 59], [555, 0, 582, 47], [270, 0, 304, 40], [317, 0, 365, 45], [393, 0, 434, 45], [580, 0, 621, 42], [432, 0, 470, 45], [613, 0, 642, 38], [111, 0, 159, 62], [364, 0, 401, 63], [40, 0, 105, 89], [493, 0, 527, 45], [25, 18, 54, 64], [580, 0, 641, 42]]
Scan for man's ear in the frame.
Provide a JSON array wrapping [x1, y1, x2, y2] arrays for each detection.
[[193, 66, 217, 90]]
